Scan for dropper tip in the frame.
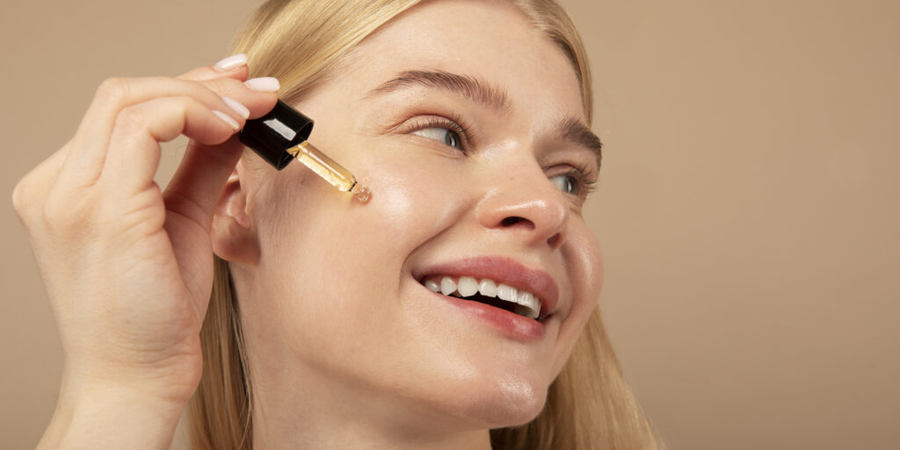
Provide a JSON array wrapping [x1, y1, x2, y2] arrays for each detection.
[[352, 185, 371, 203]]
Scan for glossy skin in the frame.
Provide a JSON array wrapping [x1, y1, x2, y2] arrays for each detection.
[[14, 0, 602, 448], [216, 0, 604, 448]]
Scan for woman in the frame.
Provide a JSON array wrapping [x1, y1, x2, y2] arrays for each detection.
[[13, 0, 658, 448]]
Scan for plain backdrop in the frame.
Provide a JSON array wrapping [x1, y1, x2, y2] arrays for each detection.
[[2, 0, 898, 449]]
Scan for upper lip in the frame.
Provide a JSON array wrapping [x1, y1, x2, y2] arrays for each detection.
[[413, 256, 560, 317]]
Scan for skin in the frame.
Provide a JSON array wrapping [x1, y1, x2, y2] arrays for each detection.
[[218, 1, 603, 448], [14, 0, 601, 449]]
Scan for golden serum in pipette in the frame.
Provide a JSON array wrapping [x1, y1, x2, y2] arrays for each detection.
[[239, 100, 370, 203]]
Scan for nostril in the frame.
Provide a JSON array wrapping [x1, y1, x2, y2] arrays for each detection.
[[501, 216, 529, 227]]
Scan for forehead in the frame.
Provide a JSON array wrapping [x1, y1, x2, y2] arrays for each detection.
[[338, 0, 585, 120]]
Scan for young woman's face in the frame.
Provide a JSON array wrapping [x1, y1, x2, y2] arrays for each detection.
[[236, 0, 603, 432]]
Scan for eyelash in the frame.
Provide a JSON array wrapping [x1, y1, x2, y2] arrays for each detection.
[[403, 115, 600, 200], [561, 161, 599, 198], [404, 114, 474, 154]]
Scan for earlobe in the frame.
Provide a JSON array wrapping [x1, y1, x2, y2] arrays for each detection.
[[211, 170, 260, 265]]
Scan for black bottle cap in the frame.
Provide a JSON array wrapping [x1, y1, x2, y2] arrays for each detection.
[[239, 100, 314, 170]]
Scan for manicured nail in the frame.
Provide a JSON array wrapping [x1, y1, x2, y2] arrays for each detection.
[[244, 77, 280, 92], [220, 95, 249, 119], [212, 110, 240, 131], [213, 54, 247, 71]]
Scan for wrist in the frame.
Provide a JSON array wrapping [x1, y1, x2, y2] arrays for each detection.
[[39, 383, 187, 450]]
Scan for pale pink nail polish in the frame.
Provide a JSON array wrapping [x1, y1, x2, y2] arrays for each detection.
[[244, 77, 280, 92], [212, 110, 240, 131], [213, 54, 248, 71], [220, 95, 250, 119]]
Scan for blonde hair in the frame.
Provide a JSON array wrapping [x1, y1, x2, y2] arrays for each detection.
[[189, 1, 660, 448]]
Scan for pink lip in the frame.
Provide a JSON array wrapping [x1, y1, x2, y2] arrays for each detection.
[[414, 256, 560, 317]]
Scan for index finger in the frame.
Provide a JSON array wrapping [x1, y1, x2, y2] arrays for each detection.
[[177, 54, 250, 82]]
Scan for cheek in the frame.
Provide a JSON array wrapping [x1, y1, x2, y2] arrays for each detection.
[[365, 164, 456, 229], [573, 223, 604, 301], [550, 220, 604, 373], [350, 141, 474, 249], [250, 151, 466, 348]]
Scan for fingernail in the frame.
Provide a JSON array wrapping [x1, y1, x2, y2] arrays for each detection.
[[244, 77, 280, 92], [213, 54, 247, 71], [212, 110, 240, 131], [220, 95, 249, 119]]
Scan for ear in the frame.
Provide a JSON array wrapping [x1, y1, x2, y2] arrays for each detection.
[[211, 168, 260, 265]]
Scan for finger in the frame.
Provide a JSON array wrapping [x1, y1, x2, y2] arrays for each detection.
[[178, 54, 250, 82], [63, 77, 235, 186], [186, 76, 278, 119], [61, 76, 274, 187], [162, 135, 245, 232], [97, 95, 245, 195], [11, 139, 72, 223]]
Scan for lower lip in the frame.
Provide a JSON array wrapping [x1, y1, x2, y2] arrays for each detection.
[[427, 289, 547, 341]]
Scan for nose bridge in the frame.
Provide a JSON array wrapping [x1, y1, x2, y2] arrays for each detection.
[[474, 154, 569, 250]]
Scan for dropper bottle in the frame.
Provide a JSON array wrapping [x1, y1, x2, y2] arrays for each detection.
[[239, 100, 370, 202]]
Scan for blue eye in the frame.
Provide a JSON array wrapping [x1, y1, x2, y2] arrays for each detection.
[[411, 127, 462, 149], [549, 173, 579, 195]]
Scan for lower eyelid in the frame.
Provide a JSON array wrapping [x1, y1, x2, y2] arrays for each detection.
[[400, 134, 467, 159]]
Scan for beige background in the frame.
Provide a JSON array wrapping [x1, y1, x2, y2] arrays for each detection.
[[2, 0, 898, 449]]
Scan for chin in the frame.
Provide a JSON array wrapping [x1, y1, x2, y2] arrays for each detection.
[[435, 372, 550, 430]]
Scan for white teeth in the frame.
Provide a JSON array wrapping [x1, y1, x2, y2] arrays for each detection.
[[440, 277, 457, 296], [496, 284, 517, 302], [478, 279, 497, 297], [425, 276, 542, 320], [516, 291, 540, 314], [457, 277, 479, 297]]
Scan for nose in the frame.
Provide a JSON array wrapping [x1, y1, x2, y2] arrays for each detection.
[[474, 163, 569, 251]]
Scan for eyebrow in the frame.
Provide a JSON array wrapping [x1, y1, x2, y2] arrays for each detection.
[[559, 116, 603, 168], [366, 70, 511, 111], [367, 70, 602, 166]]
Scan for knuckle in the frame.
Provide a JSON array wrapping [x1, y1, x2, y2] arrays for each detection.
[[156, 96, 191, 121], [11, 176, 34, 218], [172, 96, 193, 114], [95, 77, 131, 104], [114, 105, 147, 133], [12, 169, 51, 223]]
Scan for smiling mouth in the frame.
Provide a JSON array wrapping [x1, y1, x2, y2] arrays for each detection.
[[420, 276, 547, 321]]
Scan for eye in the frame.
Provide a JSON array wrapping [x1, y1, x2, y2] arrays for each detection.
[[411, 126, 462, 150], [549, 173, 579, 195]]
